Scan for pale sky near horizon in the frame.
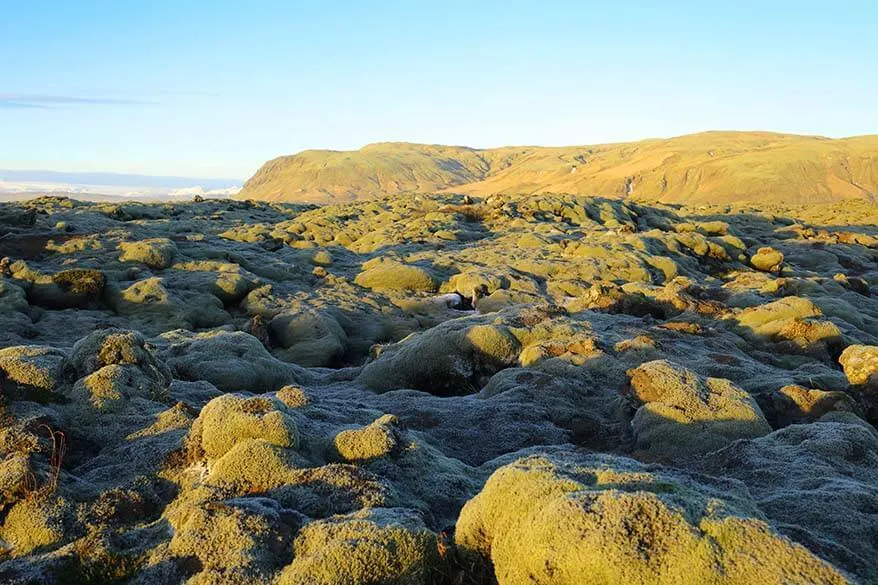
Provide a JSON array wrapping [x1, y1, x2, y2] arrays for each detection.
[[3, 0, 877, 179]]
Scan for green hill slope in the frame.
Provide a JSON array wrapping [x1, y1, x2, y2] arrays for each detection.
[[238, 131, 878, 204]]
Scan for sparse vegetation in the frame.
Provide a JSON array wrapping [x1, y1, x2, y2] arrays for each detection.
[[0, 188, 875, 583]]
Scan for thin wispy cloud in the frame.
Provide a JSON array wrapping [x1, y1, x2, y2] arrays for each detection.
[[0, 100, 50, 109], [0, 93, 156, 108]]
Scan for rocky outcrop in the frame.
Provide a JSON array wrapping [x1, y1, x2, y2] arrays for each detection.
[[456, 449, 849, 585]]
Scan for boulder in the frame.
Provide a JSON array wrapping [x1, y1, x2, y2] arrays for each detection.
[[276, 508, 439, 585], [208, 439, 306, 491], [164, 261, 260, 303], [160, 331, 306, 393], [358, 319, 521, 395], [750, 246, 784, 272], [269, 310, 348, 367], [107, 277, 230, 330], [626, 360, 771, 458], [13, 266, 105, 309], [0, 345, 66, 392], [334, 414, 399, 462], [733, 297, 845, 360], [267, 464, 391, 518], [839, 344, 878, 389], [768, 384, 859, 426], [456, 450, 847, 585], [0, 496, 69, 557], [354, 260, 435, 293], [696, 421, 878, 582], [66, 328, 171, 383], [168, 496, 295, 582], [189, 393, 299, 461], [310, 249, 333, 267], [71, 364, 169, 412], [118, 238, 178, 269], [0, 278, 28, 314]]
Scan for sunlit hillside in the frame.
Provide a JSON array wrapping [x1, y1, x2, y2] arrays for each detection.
[[239, 131, 878, 205]]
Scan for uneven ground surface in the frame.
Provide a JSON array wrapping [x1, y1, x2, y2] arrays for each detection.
[[238, 131, 878, 205], [0, 193, 876, 584]]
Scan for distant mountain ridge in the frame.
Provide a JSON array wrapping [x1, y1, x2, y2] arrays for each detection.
[[0, 169, 241, 190], [0, 169, 241, 200], [237, 131, 878, 205]]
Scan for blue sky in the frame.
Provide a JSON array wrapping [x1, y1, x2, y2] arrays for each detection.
[[3, 1, 876, 179]]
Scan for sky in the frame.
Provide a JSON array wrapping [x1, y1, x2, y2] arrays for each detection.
[[2, 0, 877, 180]]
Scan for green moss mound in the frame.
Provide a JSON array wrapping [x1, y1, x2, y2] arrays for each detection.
[[456, 450, 849, 585], [354, 260, 436, 293], [277, 508, 439, 585], [626, 360, 771, 459], [190, 393, 299, 461], [118, 238, 178, 269]]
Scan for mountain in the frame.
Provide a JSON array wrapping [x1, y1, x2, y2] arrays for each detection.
[[0, 170, 242, 190], [237, 131, 878, 205], [0, 169, 241, 200]]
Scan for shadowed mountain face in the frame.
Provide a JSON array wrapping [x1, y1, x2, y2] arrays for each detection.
[[237, 131, 878, 205]]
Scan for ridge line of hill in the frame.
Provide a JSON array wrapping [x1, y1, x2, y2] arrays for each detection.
[[236, 131, 878, 205]]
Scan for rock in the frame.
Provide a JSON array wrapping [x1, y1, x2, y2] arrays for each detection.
[[839, 344, 878, 388], [41, 269, 106, 309], [358, 318, 521, 395], [626, 360, 771, 458], [241, 284, 285, 319], [14, 266, 106, 309], [52, 268, 105, 297], [160, 330, 306, 393], [475, 289, 543, 313], [71, 363, 169, 412], [771, 318, 844, 360], [208, 439, 306, 491], [310, 249, 333, 267], [839, 344, 878, 420], [354, 260, 436, 293], [269, 310, 348, 367], [189, 393, 299, 460], [696, 421, 878, 581], [276, 508, 439, 585], [443, 271, 507, 301], [0, 345, 66, 392], [107, 277, 230, 330], [0, 278, 28, 314], [833, 273, 870, 296], [750, 246, 784, 272], [118, 238, 178, 269], [66, 328, 171, 383], [0, 496, 69, 557], [61, 330, 174, 443], [167, 496, 295, 582], [733, 297, 845, 360], [334, 414, 399, 462], [735, 296, 823, 333], [266, 464, 391, 518], [456, 449, 848, 585], [164, 261, 260, 303], [0, 206, 36, 227], [768, 384, 859, 426], [275, 385, 310, 408]]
